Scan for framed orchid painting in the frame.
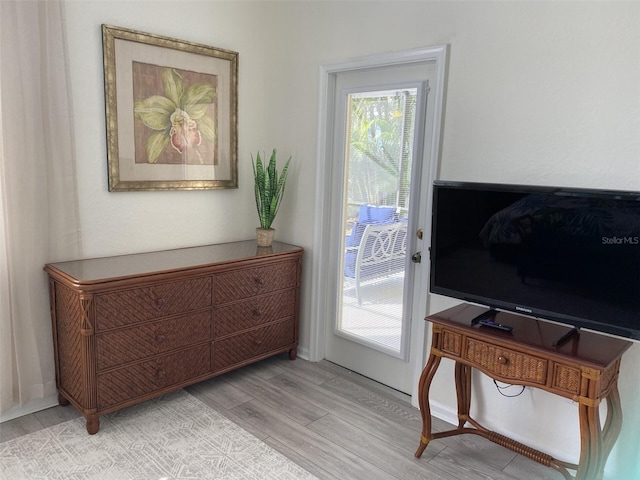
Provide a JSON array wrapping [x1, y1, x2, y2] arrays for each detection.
[[102, 25, 238, 191]]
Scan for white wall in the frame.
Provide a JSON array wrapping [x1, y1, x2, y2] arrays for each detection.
[[63, 0, 269, 258], [61, 1, 639, 478]]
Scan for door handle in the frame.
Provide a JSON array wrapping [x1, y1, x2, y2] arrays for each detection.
[[411, 252, 422, 263]]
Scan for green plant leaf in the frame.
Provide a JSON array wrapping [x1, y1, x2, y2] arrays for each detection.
[[267, 149, 277, 203], [146, 131, 170, 163], [271, 156, 290, 221], [162, 68, 184, 106], [263, 153, 272, 224], [197, 115, 216, 143], [252, 149, 291, 230], [252, 151, 269, 229], [134, 96, 174, 130]]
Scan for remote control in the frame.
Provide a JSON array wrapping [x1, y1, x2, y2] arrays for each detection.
[[478, 319, 514, 332]]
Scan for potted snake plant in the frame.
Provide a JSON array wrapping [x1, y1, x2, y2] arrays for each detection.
[[252, 149, 291, 247]]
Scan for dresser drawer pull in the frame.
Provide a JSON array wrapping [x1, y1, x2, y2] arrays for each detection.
[[155, 298, 166, 309], [155, 369, 166, 379], [155, 334, 166, 343], [252, 308, 262, 317], [254, 277, 264, 286], [497, 355, 508, 365]]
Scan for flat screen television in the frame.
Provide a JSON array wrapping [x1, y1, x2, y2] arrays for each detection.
[[430, 181, 640, 341]]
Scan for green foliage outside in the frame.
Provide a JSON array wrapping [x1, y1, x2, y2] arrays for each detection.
[[347, 90, 416, 214]]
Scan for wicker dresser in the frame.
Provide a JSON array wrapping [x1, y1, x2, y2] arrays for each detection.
[[45, 240, 302, 434], [414, 303, 632, 480]]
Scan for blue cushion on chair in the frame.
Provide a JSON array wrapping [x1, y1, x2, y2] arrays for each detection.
[[346, 205, 397, 248], [344, 205, 398, 276], [344, 249, 358, 277], [357, 205, 397, 223]]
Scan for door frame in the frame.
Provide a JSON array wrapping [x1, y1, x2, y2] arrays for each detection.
[[310, 45, 448, 407]]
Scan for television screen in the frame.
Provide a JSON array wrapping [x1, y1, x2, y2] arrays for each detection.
[[430, 181, 640, 341]]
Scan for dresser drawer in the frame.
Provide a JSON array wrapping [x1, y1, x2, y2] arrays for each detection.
[[96, 311, 212, 370], [212, 319, 295, 371], [94, 277, 212, 331], [214, 260, 298, 304], [214, 290, 296, 337], [96, 344, 211, 410], [465, 338, 548, 385]]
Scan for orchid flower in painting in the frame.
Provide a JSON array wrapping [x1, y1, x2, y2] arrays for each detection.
[[134, 68, 216, 163]]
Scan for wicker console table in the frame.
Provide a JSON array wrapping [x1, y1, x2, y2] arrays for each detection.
[[414, 304, 631, 480], [45, 240, 302, 434]]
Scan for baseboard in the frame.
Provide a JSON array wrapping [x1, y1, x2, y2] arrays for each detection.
[[2, 349, 311, 424], [296, 346, 311, 360], [428, 400, 460, 427], [427, 399, 577, 465]]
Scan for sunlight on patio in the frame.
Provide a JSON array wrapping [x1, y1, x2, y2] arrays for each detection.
[[341, 272, 404, 352]]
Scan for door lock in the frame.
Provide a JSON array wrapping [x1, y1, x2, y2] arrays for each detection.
[[411, 252, 422, 264], [417, 228, 424, 240]]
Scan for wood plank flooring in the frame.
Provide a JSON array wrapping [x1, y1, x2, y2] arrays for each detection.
[[1, 354, 565, 480]]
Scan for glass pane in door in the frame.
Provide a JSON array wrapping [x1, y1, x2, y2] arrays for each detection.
[[339, 88, 417, 358]]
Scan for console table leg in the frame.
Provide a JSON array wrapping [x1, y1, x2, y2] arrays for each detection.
[[415, 352, 442, 458], [455, 362, 471, 428], [602, 385, 622, 453], [576, 401, 604, 480], [576, 383, 622, 480]]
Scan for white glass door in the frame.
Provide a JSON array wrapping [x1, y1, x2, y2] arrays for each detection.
[[324, 61, 435, 394], [339, 88, 417, 359]]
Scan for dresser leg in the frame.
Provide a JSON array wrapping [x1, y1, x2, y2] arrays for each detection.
[[86, 415, 100, 435], [415, 352, 442, 458], [58, 393, 70, 406], [288, 347, 297, 360]]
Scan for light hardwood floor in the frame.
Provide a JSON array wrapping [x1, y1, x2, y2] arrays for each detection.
[[1, 354, 565, 480]]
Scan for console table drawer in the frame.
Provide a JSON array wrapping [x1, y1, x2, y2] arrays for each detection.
[[551, 363, 581, 395], [214, 260, 298, 304], [94, 277, 212, 331], [441, 330, 463, 356], [214, 289, 296, 336], [212, 320, 295, 371], [465, 338, 547, 384], [97, 344, 210, 409], [96, 311, 212, 370]]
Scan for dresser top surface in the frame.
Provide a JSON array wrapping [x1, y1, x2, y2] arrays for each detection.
[[428, 303, 632, 368], [45, 240, 302, 284]]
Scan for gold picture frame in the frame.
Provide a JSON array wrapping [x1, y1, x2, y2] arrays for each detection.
[[102, 24, 238, 191]]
